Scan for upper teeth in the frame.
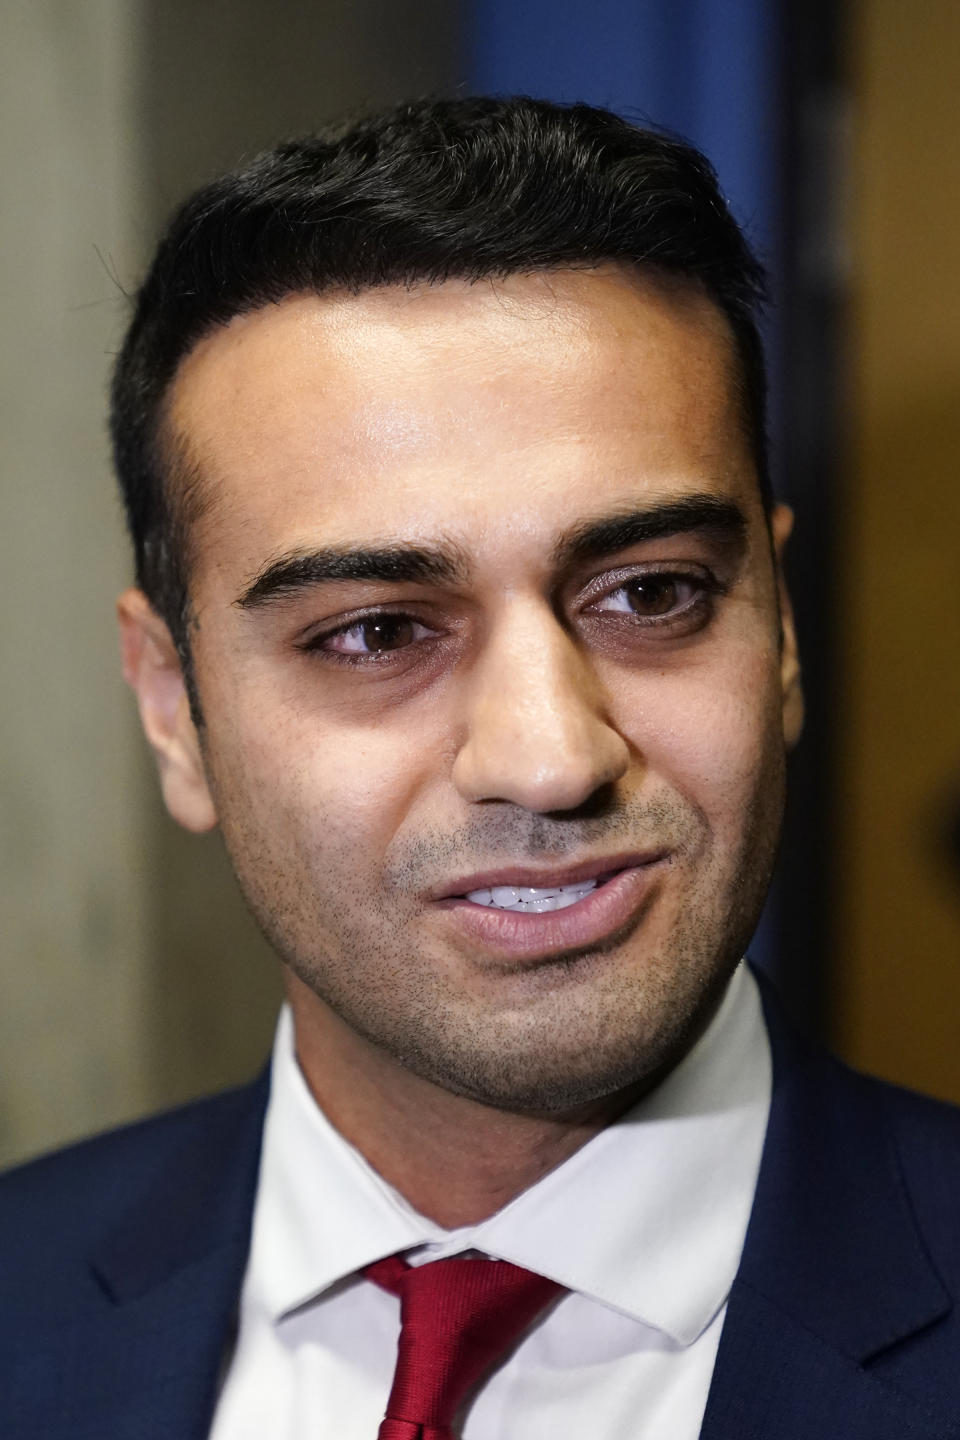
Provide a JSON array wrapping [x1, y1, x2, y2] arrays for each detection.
[[465, 880, 599, 913]]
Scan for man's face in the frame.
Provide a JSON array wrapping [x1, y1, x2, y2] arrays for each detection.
[[142, 267, 800, 1113]]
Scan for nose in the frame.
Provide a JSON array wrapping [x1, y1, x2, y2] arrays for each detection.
[[451, 602, 631, 813]]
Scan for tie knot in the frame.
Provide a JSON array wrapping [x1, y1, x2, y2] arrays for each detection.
[[366, 1254, 563, 1436]]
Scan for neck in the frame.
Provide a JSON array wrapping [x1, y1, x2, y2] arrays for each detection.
[[285, 973, 645, 1228]]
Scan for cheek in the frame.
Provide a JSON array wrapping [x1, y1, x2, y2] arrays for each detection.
[[205, 686, 443, 865], [610, 641, 784, 821]]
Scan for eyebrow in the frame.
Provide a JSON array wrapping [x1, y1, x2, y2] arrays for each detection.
[[554, 495, 748, 569], [236, 543, 466, 610], [236, 493, 749, 612]]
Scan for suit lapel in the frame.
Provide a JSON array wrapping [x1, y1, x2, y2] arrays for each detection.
[[702, 1281, 956, 1440], [91, 1072, 269, 1309], [10, 1074, 269, 1440], [701, 977, 955, 1439], [11, 1243, 252, 1440]]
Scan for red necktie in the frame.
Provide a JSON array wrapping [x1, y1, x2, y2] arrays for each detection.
[[365, 1252, 563, 1439]]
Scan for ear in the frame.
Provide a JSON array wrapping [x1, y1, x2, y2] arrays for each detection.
[[769, 505, 804, 750], [117, 588, 218, 832]]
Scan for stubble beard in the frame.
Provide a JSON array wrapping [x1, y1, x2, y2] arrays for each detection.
[[215, 746, 786, 1117]]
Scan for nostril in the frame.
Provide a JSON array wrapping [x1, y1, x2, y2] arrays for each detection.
[[453, 720, 630, 809], [542, 781, 621, 823]]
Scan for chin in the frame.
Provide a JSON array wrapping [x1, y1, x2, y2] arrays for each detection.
[[376, 952, 739, 1116]]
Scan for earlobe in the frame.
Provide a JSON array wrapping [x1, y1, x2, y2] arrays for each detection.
[[781, 643, 805, 750], [769, 505, 805, 751], [117, 588, 218, 832]]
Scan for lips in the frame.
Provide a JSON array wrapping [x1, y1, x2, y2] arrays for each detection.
[[434, 852, 659, 901], [432, 852, 668, 960]]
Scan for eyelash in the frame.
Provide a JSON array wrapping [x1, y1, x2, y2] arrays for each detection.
[[585, 567, 724, 626], [299, 567, 725, 665], [299, 611, 443, 666]]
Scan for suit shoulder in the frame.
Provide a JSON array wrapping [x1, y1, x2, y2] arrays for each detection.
[[870, 1067, 960, 1189], [829, 1060, 960, 1277], [760, 969, 960, 1170], [844, 1062, 960, 1152], [0, 1079, 266, 1247]]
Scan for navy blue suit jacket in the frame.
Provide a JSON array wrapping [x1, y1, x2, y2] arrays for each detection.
[[3, 980, 960, 1439]]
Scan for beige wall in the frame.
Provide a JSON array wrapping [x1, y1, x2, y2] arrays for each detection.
[[0, 1, 153, 1165], [836, 0, 960, 1098]]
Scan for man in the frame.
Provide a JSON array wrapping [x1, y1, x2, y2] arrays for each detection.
[[2, 96, 959, 1440]]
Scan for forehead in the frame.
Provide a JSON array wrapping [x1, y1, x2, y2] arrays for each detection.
[[167, 268, 754, 590]]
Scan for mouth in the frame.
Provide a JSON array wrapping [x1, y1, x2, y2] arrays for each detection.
[[432, 853, 669, 960], [462, 875, 610, 914]]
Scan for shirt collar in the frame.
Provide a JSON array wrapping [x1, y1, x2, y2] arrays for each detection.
[[246, 962, 770, 1346]]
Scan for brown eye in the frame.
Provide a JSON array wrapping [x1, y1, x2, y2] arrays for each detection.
[[358, 617, 416, 651], [595, 574, 698, 619], [324, 614, 430, 655], [625, 576, 689, 616]]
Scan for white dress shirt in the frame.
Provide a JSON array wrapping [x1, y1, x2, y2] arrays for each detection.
[[210, 962, 771, 1440]]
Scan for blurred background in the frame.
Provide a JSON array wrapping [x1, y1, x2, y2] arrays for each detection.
[[1, 0, 958, 1167]]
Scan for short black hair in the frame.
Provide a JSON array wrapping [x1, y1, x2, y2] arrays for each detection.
[[110, 94, 768, 682]]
